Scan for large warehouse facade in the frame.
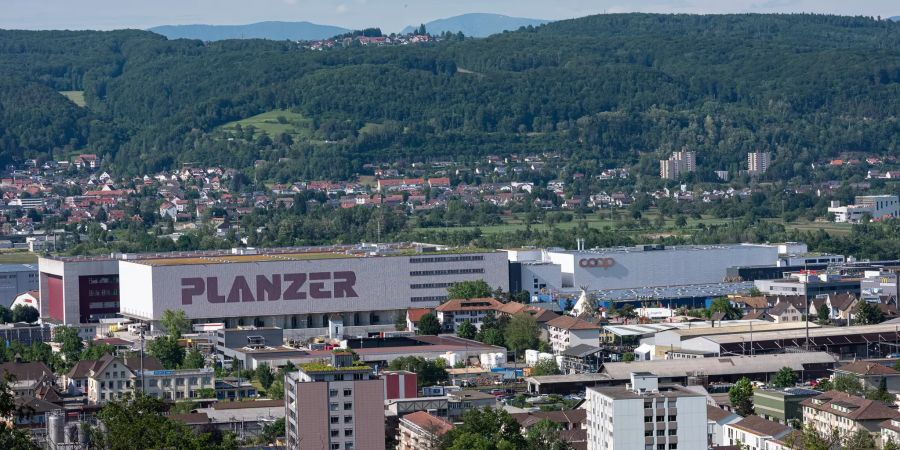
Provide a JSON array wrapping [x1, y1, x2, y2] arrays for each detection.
[[40, 244, 509, 336], [509, 244, 779, 293]]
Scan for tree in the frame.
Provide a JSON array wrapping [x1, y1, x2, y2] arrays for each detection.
[[772, 367, 798, 388], [11, 304, 39, 323], [866, 377, 894, 404], [526, 419, 572, 450], [181, 348, 205, 370], [389, 356, 448, 387], [93, 393, 237, 450], [504, 314, 539, 360], [441, 408, 526, 450], [457, 320, 477, 340], [729, 377, 755, 416], [268, 378, 284, 400], [843, 429, 877, 450], [161, 309, 191, 339], [394, 312, 408, 331], [531, 358, 561, 377], [54, 326, 84, 364], [622, 352, 635, 362], [478, 327, 506, 347], [619, 304, 637, 321], [0, 376, 40, 449], [417, 313, 442, 335], [833, 375, 864, 397], [256, 363, 275, 390], [816, 303, 830, 325], [147, 336, 185, 370], [82, 342, 115, 361], [710, 297, 743, 320], [447, 280, 493, 299], [854, 301, 884, 325], [259, 417, 285, 445]]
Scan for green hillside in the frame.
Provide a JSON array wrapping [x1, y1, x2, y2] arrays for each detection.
[[0, 14, 898, 179]]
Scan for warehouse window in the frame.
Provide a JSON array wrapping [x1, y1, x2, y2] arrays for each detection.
[[410, 268, 484, 277], [410, 282, 453, 289], [411, 296, 448, 303], [409, 255, 485, 263]]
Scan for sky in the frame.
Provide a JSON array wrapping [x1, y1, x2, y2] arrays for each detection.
[[2, 0, 897, 32]]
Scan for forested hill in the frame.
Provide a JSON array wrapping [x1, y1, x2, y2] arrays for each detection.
[[1, 14, 899, 181]]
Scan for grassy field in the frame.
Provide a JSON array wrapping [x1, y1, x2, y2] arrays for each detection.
[[0, 251, 38, 264], [781, 221, 853, 236], [219, 109, 314, 139], [59, 90, 86, 107]]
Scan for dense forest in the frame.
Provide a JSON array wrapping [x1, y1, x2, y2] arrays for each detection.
[[1, 14, 899, 178]]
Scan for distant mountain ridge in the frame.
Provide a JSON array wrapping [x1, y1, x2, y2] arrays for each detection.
[[402, 13, 550, 37], [890, 16, 900, 22], [148, 21, 350, 41]]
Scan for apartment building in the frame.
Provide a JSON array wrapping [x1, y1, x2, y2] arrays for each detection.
[[801, 390, 900, 440], [547, 315, 601, 355], [723, 415, 791, 450], [747, 151, 771, 175], [434, 297, 504, 332], [397, 411, 453, 450], [284, 352, 385, 450], [586, 372, 707, 450], [659, 151, 697, 180], [139, 367, 216, 401], [882, 418, 900, 447]]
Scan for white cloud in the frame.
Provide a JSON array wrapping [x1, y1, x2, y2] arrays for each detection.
[[336, 4, 349, 14]]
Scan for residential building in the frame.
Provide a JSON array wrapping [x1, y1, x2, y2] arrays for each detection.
[[434, 297, 504, 332], [586, 372, 707, 450], [0, 361, 55, 397], [284, 352, 385, 450], [753, 388, 820, 425], [547, 315, 600, 354], [139, 367, 216, 401], [707, 405, 741, 447], [80, 355, 165, 403], [723, 415, 791, 450], [801, 390, 900, 440], [828, 195, 900, 223], [882, 418, 900, 447], [446, 390, 497, 420], [833, 361, 900, 393], [397, 411, 453, 450], [747, 152, 771, 175], [660, 151, 697, 180], [405, 308, 433, 334]]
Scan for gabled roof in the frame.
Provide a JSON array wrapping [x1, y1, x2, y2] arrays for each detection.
[[67, 360, 96, 379], [401, 411, 454, 436], [730, 415, 791, 438], [836, 361, 900, 377], [15, 395, 62, 415], [734, 296, 768, 310], [511, 409, 586, 429], [561, 344, 603, 358], [547, 315, 601, 331], [0, 362, 53, 382], [406, 308, 433, 323], [801, 390, 900, 421], [828, 293, 858, 311], [707, 405, 739, 424]]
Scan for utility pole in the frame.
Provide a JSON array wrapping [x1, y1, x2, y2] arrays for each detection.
[[805, 298, 810, 351], [140, 326, 146, 395]]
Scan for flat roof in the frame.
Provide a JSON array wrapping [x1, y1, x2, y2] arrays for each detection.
[[669, 321, 819, 339], [699, 323, 900, 345], [589, 384, 704, 400], [550, 243, 773, 256], [601, 352, 836, 380], [0, 264, 37, 272], [41, 243, 496, 264], [603, 320, 773, 338], [593, 282, 755, 302]]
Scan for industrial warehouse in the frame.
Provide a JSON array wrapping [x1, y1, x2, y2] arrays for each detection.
[[38, 243, 509, 336]]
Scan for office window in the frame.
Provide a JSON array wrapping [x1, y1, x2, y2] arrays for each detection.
[[343, 402, 352, 410], [343, 389, 352, 396], [344, 416, 353, 424], [344, 429, 353, 437], [331, 430, 339, 437], [330, 403, 339, 411], [330, 389, 339, 397], [331, 416, 339, 424]]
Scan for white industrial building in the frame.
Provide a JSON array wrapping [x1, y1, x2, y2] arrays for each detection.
[[508, 244, 779, 292], [39, 244, 509, 336], [0, 264, 38, 308], [586, 372, 707, 450], [828, 195, 899, 223]]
